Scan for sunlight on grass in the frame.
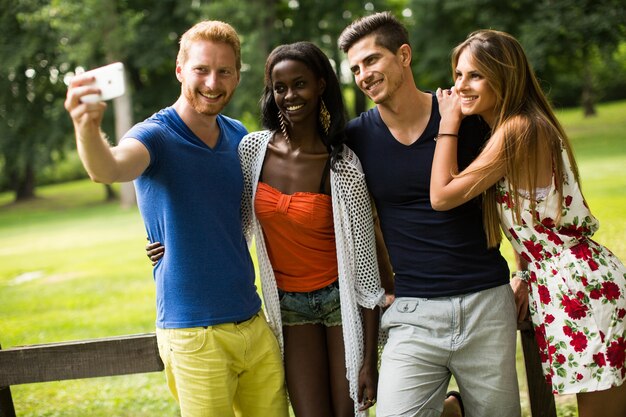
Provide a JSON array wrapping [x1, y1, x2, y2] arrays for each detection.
[[1, 101, 625, 417]]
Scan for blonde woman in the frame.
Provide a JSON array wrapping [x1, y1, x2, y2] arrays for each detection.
[[430, 29, 626, 417]]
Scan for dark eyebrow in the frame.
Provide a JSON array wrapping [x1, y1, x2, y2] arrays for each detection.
[[350, 52, 380, 73], [275, 75, 306, 84], [363, 52, 381, 64]]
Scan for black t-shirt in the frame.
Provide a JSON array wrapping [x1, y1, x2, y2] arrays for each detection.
[[345, 93, 509, 298]]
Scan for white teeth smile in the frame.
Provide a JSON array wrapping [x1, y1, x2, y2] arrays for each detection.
[[201, 93, 220, 99], [366, 80, 383, 90], [462, 96, 478, 102], [286, 105, 304, 111]]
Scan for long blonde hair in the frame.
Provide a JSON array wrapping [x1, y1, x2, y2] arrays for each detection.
[[451, 30, 581, 248]]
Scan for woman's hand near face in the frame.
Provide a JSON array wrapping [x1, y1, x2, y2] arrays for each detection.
[[436, 87, 463, 134]]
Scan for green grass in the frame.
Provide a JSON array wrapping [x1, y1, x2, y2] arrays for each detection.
[[1, 101, 625, 416], [0, 181, 175, 416]]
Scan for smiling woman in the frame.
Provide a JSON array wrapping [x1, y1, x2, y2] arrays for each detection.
[[238, 41, 387, 417], [432, 29, 626, 417], [453, 50, 497, 127]]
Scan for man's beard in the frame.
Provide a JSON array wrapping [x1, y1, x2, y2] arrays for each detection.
[[183, 85, 233, 116], [369, 71, 404, 105]]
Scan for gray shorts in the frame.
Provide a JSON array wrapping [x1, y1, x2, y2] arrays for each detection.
[[376, 283, 522, 417], [278, 281, 342, 327]]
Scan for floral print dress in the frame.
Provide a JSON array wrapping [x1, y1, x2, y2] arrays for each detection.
[[497, 147, 626, 395]]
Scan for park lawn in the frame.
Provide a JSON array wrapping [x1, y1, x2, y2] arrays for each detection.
[[1, 100, 625, 417]]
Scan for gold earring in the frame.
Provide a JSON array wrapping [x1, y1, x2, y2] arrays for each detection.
[[319, 99, 331, 135], [278, 111, 290, 144]]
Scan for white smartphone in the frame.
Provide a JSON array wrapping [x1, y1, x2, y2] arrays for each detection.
[[81, 62, 126, 103]]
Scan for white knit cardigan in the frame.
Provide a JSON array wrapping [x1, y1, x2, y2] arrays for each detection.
[[239, 130, 385, 415]]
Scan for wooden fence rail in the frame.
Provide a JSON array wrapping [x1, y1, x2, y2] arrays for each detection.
[[0, 325, 556, 417]]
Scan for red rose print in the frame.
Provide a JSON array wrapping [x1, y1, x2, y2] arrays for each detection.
[[523, 240, 544, 260], [496, 191, 513, 209], [561, 295, 588, 320], [565, 195, 573, 207], [576, 291, 586, 301], [618, 309, 626, 320], [556, 354, 566, 364], [606, 338, 626, 368], [569, 331, 588, 353], [536, 222, 564, 245], [571, 242, 592, 260], [521, 252, 532, 263], [563, 325, 573, 337], [508, 228, 519, 240], [558, 224, 585, 238], [602, 281, 621, 301], [538, 285, 551, 304], [535, 324, 548, 351], [545, 314, 555, 324], [581, 276, 588, 287], [593, 352, 606, 367], [576, 373, 584, 381], [587, 259, 599, 271], [530, 270, 538, 283], [589, 288, 602, 300], [546, 231, 563, 245], [548, 344, 557, 355]]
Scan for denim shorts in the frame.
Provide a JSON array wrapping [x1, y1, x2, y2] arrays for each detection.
[[277, 281, 342, 327]]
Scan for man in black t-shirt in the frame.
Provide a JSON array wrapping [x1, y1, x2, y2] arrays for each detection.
[[339, 12, 522, 417]]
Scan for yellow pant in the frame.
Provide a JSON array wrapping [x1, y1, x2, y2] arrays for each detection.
[[156, 312, 288, 417]]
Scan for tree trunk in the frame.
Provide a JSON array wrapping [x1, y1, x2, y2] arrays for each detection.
[[12, 161, 36, 202], [113, 76, 136, 208], [581, 48, 596, 118], [102, 2, 136, 208], [104, 184, 117, 201]]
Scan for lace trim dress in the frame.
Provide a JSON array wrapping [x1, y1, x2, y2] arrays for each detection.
[[239, 130, 385, 415], [497, 146, 626, 394]]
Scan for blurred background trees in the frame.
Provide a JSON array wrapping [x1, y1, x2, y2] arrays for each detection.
[[1, 0, 625, 203]]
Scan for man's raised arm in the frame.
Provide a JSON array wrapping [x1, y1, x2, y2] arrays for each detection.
[[64, 73, 149, 184]]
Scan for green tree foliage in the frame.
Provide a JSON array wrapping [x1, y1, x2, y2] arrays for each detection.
[[0, 0, 73, 200], [519, 0, 626, 115], [48, 0, 201, 204], [406, 0, 537, 90], [1, 0, 624, 201], [406, 0, 626, 114], [0, 0, 206, 201], [49, 0, 200, 126]]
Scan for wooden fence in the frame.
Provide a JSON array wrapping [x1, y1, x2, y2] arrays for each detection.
[[0, 323, 557, 417]]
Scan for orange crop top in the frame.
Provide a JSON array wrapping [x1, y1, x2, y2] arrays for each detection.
[[254, 181, 338, 292]]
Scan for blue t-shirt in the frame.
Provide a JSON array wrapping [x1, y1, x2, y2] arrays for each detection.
[[346, 94, 509, 298], [124, 107, 261, 328]]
